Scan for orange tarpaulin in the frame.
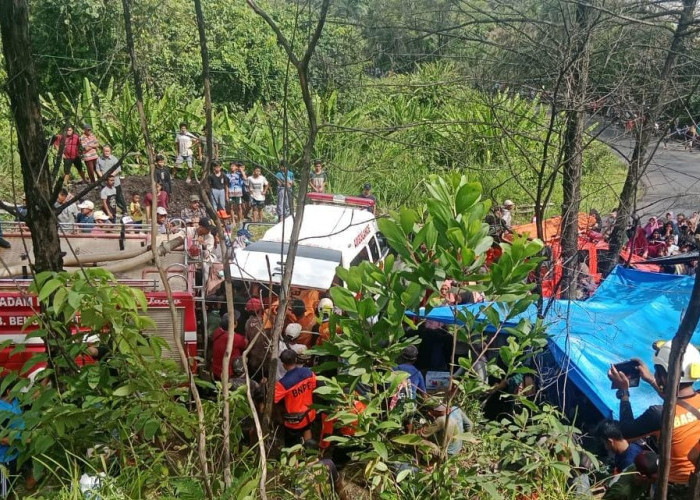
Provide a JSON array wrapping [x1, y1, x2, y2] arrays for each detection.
[[512, 213, 597, 242]]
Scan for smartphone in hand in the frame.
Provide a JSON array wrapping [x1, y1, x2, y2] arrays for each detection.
[[611, 359, 641, 388]]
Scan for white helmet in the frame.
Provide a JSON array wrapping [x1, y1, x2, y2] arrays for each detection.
[[653, 340, 700, 383], [285, 323, 302, 340], [317, 298, 334, 314]]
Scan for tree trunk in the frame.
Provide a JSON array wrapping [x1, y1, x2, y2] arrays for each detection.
[[606, 0, 698, 274], [0, 0, 63, 274], [559, 1, 591, 300], [122, 0, 213, 497], [245, 0, 331, 442]]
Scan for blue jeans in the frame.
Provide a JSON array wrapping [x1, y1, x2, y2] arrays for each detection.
[[276, 186, 293, 220], [211, 189, 226, 211]]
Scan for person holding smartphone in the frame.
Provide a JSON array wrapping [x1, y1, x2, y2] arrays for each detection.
[[608, 341, 700, 498]]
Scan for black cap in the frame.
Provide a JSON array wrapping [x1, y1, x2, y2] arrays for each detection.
[[401, 345, 418, 362], [314, 159, 322, 165], [155, 154, 165, 161], [199, 217, 212, 230], [363, 183, 372, 190]]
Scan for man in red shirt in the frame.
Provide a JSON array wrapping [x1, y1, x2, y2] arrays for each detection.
[[54, 126, 87, 185], [274, 349, 318, 446], [211, 311, 247, 382]]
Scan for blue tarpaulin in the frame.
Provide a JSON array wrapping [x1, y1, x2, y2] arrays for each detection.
[[416, 267, 698, 419]]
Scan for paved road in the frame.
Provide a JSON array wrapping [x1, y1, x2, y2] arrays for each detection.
[[596, 122, 700, 218]]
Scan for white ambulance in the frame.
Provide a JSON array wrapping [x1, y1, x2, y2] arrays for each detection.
[[230, 193, 388, 290]]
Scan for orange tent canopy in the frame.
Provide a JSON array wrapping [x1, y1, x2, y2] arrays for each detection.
[[512, 213, 597, 242]]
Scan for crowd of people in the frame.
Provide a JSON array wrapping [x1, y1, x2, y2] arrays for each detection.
[[0, 122, 388, 250]]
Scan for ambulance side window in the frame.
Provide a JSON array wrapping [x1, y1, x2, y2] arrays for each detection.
[[368, 236, 380, 262], [350, 247, 371, 268]]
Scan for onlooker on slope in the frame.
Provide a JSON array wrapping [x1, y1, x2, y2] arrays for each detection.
[[96, 145, 125, 213], [100, 175, 118, 223], [154, 154, 173, 196], [54, 126, 87, 185], [248, 167, 269, 223], [79, 124, 100, 184], [175, 122, 198, 184], [275, 162, 295, 221], [358, 183, 376, 214], [309, 160, 327, 193]]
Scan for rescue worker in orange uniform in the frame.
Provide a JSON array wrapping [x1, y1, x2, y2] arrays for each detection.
[[608, 340, 700, 498], [274, 349, 319, 446]]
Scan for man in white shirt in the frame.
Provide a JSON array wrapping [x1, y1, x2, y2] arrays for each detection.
[[175, 122, 198, 184], [248, 166, 269, 222], [96, 145, 125, 213]]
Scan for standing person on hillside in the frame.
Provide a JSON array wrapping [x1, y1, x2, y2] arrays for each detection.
[[128, 193, 144, 229], [175, 122, 198, 184], [309, 160, 328, 193], [54, 125, 87, 186], [79, 124, 100, 184], [502, 200, 515, 229], [208, 161, 228, 212], [197, 126, 219, 163], [248, 167, 269, 223], [227, 161, 247, 225], [358, 183, 376, 214], [608, 341, 700, 498], [154, 154, 172, 196], [100, 175, 119, 223], [144, 183, 169, 223], [275, 161, 295, 221], [96, 146, 126, 214]]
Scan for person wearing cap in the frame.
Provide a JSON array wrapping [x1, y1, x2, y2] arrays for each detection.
[[608, 340, 700, 495], [394, 345, 427, 398], [96, 145, 126, 212], [309, 160, 327, 193], [181, 194, 206, 224], [144, 183, 169, 222], [100, 175, 118, 223], [209, 161, 228, 211], [92, 211, 112, 234], [418, 401, 472, 457], [210, 311, 247, 382], [79, 124, 100, 184], [76, 200, 96, 232], [275, 161, 295, 222], [501, 200, 515, 228], [155, 207, 171, 234], [154, 154, 172, 195], [227, 162, 247, 225], [359, 183, 376, 214], [54, 125, 87, 185], [274, 348, 318, 446]]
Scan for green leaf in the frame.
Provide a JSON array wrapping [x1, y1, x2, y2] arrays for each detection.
[[330, 287, 357, 313], [38, 279, 63, 303], [391, 434, 423, 445], [113, 384, 133, 397]]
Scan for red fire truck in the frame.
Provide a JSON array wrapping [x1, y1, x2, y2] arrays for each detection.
[[0, 221, 200, 374]]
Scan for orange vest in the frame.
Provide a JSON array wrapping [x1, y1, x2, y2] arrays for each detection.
[[668, 393, 700, 484]]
